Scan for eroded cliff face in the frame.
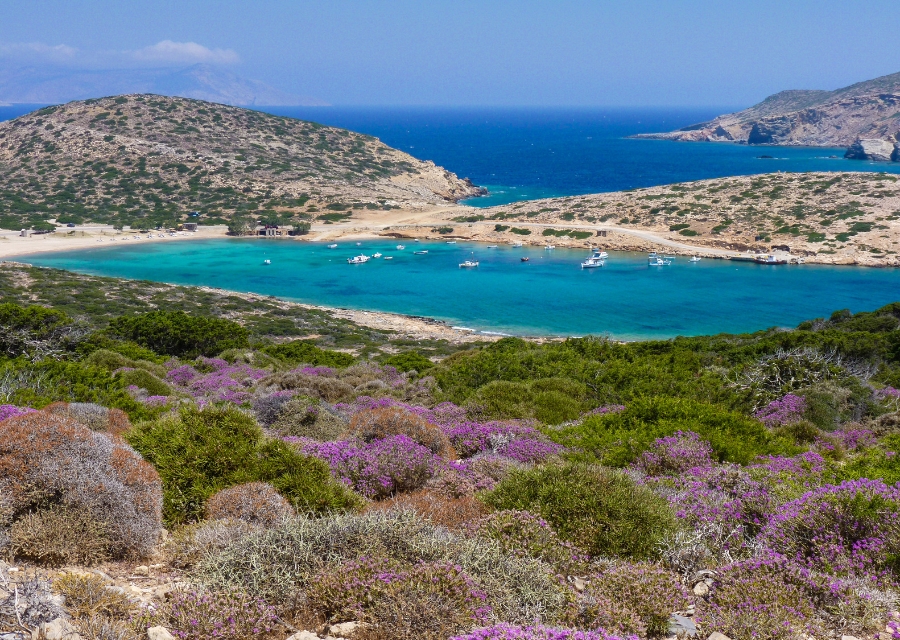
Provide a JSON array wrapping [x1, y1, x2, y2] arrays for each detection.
[[636, 72, 900, 159]]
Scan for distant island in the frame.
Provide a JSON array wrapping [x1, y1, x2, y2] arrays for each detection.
[[635, 70, 900, 162]]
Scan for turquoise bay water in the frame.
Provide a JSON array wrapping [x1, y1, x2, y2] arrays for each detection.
[[24, 239, 900, 339]]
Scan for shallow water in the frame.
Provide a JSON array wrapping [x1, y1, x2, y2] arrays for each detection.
[[24, 239, 900, 339]]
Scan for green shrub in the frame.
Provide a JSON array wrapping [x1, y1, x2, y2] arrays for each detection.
[[465, 377, 588, 424], [126, 405, 362, 524], [551, 396, 795, 466], [271, 397, 347, 440], [116, 368, 172, 396], [838, 433, 900, 485], [481, 463, 678, 559], [195, 510, 568, 623], [382, 351, 434, 373], [0, 302, 76, 359], [108, 310, 249, 358], [261, 340, 355, 367]]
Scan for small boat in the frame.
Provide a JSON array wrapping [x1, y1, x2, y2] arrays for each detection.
[[263, 259, 271, 265], [590, 248, 609, 260], [327, 243, 338, 249], [347, 255, 370, 264], [512, 242, 523, 248], [372, 252, 383, 258], [413, 250, 429, 255], [446, 240, 457, 244], [690, 256, 702, 263], [648, 252, 672, 266], [581, 250, 606, 269], [356, 242, 362, 246], [396, 244, 405, 250], [755, 254, 788, 265], [487, 245, 498, 249], [460, 252, 479, 268], [414, 239, 420, 243], [384, 256, 393, 260], [521, 257, 530, 262], [545, 245, 555, 250]]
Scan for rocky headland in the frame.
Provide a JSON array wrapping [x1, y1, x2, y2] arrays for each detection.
[[635, 71, 900, 162]]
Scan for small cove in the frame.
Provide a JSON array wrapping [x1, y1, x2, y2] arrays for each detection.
[[22, 239, 900, 339]]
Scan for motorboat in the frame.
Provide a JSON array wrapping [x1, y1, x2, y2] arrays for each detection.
[[327, 243, 338, 249], [690, 256, 702, 262], [413, 250, 429, 255], [487, 244, 498, 248], [356, 242, 362, 246], [384, 256, 393, 260], [521, 257, 530, 262], [372, 252, 383, 258], [648, 252, 672, 266], [512, 242, 523, 247], [545, 245, 555, 250], [347, 255, 370, 264], [263, 259, 271, 265], [755, 254, 788, 265], [446, 240, 457, 244], [590, 248, 609, 260], [581, 250, 606, 269], [459, 260, 479, 268], [396, 244, 405, 250], [414, 239, 420, 243]]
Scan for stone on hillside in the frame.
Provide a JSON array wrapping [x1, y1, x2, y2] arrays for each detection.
[[844, 138, 895, 161], [146, 627, 176, 640], [841, 635, 861, 640], [668, 614, 698, 637], [286, 632, 323, 640], [328, 621, 367, 637], [32, 618, 81, 640], [692, 581, 710, 597], [707, 634, 732, 640]]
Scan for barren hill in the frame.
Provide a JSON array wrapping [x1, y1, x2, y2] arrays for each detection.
[[0, 95, 483, 230], [637, 71, 900, 158]]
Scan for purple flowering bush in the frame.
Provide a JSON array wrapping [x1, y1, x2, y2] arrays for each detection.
[[565, 561, 690, 638], [150, 589, 278, 640], [755, 394, 807, 427], [759, 479, 900, 582], [636, 431, 714, 476], [451, 625, 637, 640], [697, 553, 885, 640], [166, 357, 269, 404], [299, 434, 437, 499], [0, 404, 35, 422]]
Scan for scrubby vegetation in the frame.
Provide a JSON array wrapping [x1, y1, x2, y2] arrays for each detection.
[[2, 283, 900, 639]]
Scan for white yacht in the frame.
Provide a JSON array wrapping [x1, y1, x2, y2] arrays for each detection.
[[581, 250, 606, 269], [459, 252, 479, 268], [347, 255, 370, 264], [690, 256, 702, 263], [545, 245, 555, 250], [396, 244, 405, 250], [327, 243, 338, 249], [263, 259, 271, 265], [487, 244, 498, 248], [512, 242, 523, 247], [648, 252, 672, 266], [372, 252, 383, 258]]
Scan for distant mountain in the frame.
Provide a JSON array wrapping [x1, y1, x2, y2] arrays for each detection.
[[0, 64, 325, 106], [636, 71, 900, 160], [0, 95, 484, 230]]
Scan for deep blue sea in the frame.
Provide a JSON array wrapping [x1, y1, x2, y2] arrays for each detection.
[[24, 240, 900, 339], [260, 107, 900, 206]]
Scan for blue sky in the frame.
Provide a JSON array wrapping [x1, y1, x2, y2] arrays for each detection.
[[2, 0, 899, 107]]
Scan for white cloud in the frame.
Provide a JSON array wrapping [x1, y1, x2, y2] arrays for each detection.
[[0, 41, 78, 61], [130, 41, 239, 65]]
